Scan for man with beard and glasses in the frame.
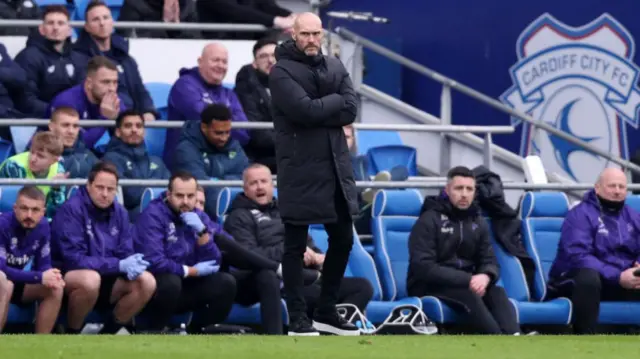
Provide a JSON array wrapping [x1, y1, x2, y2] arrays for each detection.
[[47, 56, 125, 149], [14, 5, 85, 117], [235, 37, 278, 173], [548, 167, 640, 334], [0, 186, 65, 334], [103, 110, 170, 220]]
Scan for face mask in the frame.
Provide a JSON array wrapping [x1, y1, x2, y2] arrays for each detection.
[[597, 194, 625, 213]]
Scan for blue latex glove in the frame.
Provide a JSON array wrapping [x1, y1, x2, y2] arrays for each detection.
[[193, 260, 220, 276], [119, 253, 150, 278], [181, 212, 206, 233]]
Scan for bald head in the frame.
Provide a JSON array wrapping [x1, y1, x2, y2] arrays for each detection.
[[243, 163, 274, 206], [198, 43, 228, 85], [595, 167, 627, 202], [292, 12, 323, 56]]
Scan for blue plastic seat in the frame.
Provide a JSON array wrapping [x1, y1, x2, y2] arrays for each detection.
[[143, 82, 173, 158], [139, 187, 166, 212], [371, 189, 457, 324], [66, 185, 79, 199], [216, 187, 244, 224], [356, 130, 403, 156], [0, 138, 14, 164], [521, 191, 640, 325], [0, 185, 21, 213], [366, 145, 417, 177], [309, 224, 422, 324], [74, 0, 123, 20]]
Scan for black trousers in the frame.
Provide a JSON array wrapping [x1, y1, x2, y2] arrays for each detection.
[[235, 269, 373, 334], [424, 285, 520, 334], [282, 190, 354, 322], [549, 268, 640, 334], [117, 0, 200, 39], [144, 272, 237, 332]]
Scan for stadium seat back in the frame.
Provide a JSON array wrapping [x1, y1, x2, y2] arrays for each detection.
[[308, 224, 384, 301], [625, 194, 640, 213], [487, 219, 531, 302], [520, 191, 570, 301], [355, 130, 404, 156], [140, 187, 166, 212], [366, 145, 418, 177], [145, 126, 167, 159], [10, 127, 37, 154], [145, 82, 172, 119], [74, 0, 123, 20], [371, 189, 423, 301], [0, 186, 21, 213], [0, 138, 14, 164]]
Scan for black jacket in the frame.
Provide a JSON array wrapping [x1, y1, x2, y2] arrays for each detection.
[[269, 40, 359, 224], [235, 64, 277, 173], [407, 195, 499, 296], [224, 193, 322, 282]]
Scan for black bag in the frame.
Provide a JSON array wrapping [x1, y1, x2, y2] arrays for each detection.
[[373, 304, 438, 335]]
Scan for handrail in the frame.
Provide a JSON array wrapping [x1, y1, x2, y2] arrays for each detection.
[[0, 178, 634, 191], [335, 27, 640, 175], [0, 19, 267, 32], [0, 119, 514, 133]]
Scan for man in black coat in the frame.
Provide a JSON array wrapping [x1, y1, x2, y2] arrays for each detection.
[[269, 12, 360, 336], [407, 166, 522, 335]]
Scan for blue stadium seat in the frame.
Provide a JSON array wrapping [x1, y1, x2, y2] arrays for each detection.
[[216, 187, 243, 224], [144, 82, 172, 158], [371, 189, 458, 324], [356, 130, 403, 156], [0, 138, 14, 164], [74, 0, 123, 20], [520, 191, 640, 325], [366, 145, 418, 177], [93, 132, 111, 155], [10, 126, 37, 154], [0, 185, 21, 213], [625, 194, 640, 212], [308, 224, 422, 324], [139, 187, 166, 212], [66, 185, 79, 199]]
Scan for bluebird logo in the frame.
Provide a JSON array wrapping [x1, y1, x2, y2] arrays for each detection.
[[501, 13, 640, 183]]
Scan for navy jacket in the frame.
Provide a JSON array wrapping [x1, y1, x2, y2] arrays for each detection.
[[73, 30, 156, 116], [102, 137, 170, 212], [14, 33, 85, 117], [173, 120, 249, 218], [0, 43, 43, 119], [134, 193, 223, 277], [0, 212, 51, 284], [62, 137, 99, 179], [50, 186, 134, 274]]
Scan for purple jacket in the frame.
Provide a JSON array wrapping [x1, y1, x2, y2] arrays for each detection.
[[47, 84, 126, 148], [0, 212, 51, 284], [50, 186, 134, 274], [164, 67, 250, 166], [133, 193, 223, 277], [549, 189, 640, 285]]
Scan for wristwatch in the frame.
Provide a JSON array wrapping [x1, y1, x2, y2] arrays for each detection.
[[197, 227, 208, 237]]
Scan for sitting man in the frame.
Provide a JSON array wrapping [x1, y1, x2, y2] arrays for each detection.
[[103, 110, 170, 220], [0, 186, 65, 334], [0, 131, 67, 218], [51, 162, 157, 334], [173, 104, 249, 219], [407, 166, 522, 335], [225, 164, 373, 335], [195, 185, 205, 212], [548, 167, 640, 334], [48, 107, 99, 179], [134, 171, 237, 333]]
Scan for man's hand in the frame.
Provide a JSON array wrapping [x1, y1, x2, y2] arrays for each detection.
[[51, 172, 69, 189], [163, 0, 180, 23], [42, 268, 64, 289], [100, 93, 120, 120], [620, 267, 640, 289], [470, 274, 491, 296], [313, 252, 325, 267], [303, 247, 315, 266], [143, 112, 156, 122], [273, 16, 294, 30]]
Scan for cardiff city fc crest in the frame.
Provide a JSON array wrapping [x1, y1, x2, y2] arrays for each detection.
[[501, 13, 640, 183]]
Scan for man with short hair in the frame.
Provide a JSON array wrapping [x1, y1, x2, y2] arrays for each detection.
[[548, 167, 640, 334], [51, 162, 157, 334], [14, 5, 85, 116], [48, 55, 125, 148], [48, 107, 99, 178], [73, 0, 156, 120], [173, 104, 249, 219], [0, 131, 67, 218], [235, 37, 278, 173], [0, 186, 65, 334], [408, 166, 521, 335], [225, 164, 373, 335], [103, 109, 170, 219], [134, 171, 237, 333], [165, 42, 249, 165]]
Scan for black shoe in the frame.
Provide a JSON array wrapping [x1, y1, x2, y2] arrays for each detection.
[[313, 312, 361, 336], [288, 316, 320, 336]]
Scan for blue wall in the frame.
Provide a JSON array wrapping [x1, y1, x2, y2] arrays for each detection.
[[324, 1, 640, 167]]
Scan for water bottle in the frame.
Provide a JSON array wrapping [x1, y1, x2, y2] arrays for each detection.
[[179, 323, 188, 335]]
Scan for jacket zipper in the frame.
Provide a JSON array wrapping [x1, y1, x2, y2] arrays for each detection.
[[457, 222, 464, 269]]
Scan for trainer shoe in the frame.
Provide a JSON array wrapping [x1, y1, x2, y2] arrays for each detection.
[[288, 317, 320, 336], [313, 312, 361, 336]]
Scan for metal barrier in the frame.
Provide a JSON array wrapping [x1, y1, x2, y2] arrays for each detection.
[[0, 19, 267, 32], [1, 178, 638, 191], [334, 27, 640, 176]]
